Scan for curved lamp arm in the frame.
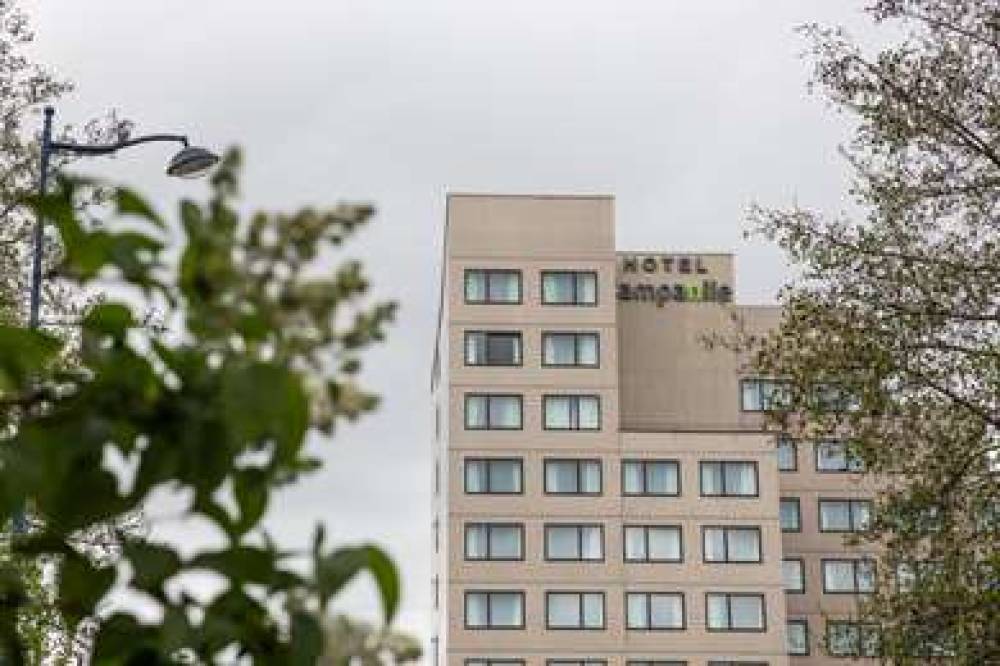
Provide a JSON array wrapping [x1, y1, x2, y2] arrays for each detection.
[[49, 134, 190, 156]]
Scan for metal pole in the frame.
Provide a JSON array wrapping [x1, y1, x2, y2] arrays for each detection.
[[12, 107, 54, 536], [28, 106, 54, 330]]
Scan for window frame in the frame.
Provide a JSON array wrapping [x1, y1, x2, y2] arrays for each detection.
[[464, 330, 523, 367], [739, 377, 791, 412], [467, 661, 526, 666], [624, 591, 686, 631], [826, 621, 880, 657], [814, 439, 866, 473], [464, 269, 522, 305], [540, 270, 599, 306], [543, 523, 605, 562], [786, 619, 810, 656], [464, 393, 523, 431], [701, 525, 763, 564], [818, 498, 873, 533], [782, 557, 806, 594], [699, 460, 760, 498], [704, 592, 767, 633], [777, 435, 798, 472], [547, 661, 608, 666], [464, 590, 526, 630], [780, 497, 802, 533], [464, 458, 524, 495], [464, 522, 525, 562], [543, 458, 603, 496], [542, 394, 602, 431], [623, 525, 684, 563], [541, 331, 601, 368], [544, 591, 606, 630], [821, 558, 877, 595], [621, 459, 681, 497]]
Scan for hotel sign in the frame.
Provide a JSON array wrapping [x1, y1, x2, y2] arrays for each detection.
[[617, 254, 732, 306]]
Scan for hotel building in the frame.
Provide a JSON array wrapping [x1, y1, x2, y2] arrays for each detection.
[[430, 195, 878, 666]]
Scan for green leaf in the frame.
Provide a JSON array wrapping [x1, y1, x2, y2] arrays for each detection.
[[316, 545, 399, 623], [123, 542, 182, 598], [220, 361, 308, 464], [0, 327, 61, 392], [233, 468, 269, 536], [115, 187, 164, 229], [289, 611, 323, 665], [82, 303, 134, 340], [57, 556, 115, 624], [190, 546, 276, 585]]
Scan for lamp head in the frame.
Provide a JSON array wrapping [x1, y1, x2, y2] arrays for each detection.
[[166, 145, 219, 178]]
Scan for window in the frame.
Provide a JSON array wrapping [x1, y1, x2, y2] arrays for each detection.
[[707, 663, 768, 666], [465, 524, 524, 561], [465, 331, 522, 366], [705, 593, 766, 632], [465, 459, 522, 494], [543, 395, 601, 430], [541, 270, 597, 305], [465, 394, 522, 430], [544, 459, 602, 495], [625, 592, 685, 630], [548, 661, 606, 666], [624, 526, 682, 562], [827, 621, 880, 657], [896, 560, 944, 593], [777, 436, 797, 471], [740, 378, 790, 411], [545, 524, 604, 561], [815, 440, 865, 472], [627, 662, 687, 666], [700, 461, 758, 497], [542, 332, 599, 367], [819, 499, 872, 532], [703, 527, 761, 563], [465, 591, 524, 629], [465, 269, 521, 304], [622, 459, 680, 496], [546, 592, 605, 629], [780, 498, 801, 532], [782, 558, 805, 593], [822, 559, 876, 594], [813, 383, 861, 413], [468, 661, 525, 666], [787, 619, 810, 656]]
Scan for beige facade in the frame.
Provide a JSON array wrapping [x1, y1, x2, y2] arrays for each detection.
[[431, 195, 877, 666]]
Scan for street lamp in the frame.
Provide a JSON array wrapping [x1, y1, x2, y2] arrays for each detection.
[[28, 105, 219, 328], [10, 107, 218, 536]]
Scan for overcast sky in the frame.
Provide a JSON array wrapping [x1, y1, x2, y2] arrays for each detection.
[[23, 0, 872, 654]]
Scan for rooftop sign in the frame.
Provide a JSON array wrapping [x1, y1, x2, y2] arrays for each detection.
[[617, 254, 733, 305]]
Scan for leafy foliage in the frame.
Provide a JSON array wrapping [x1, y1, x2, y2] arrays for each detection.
[[0, 150, 404, 664], [319, 615, 421, 666], [746, 1, 1000, 661], [0, 0, 132, 327]]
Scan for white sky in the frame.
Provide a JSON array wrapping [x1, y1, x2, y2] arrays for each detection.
[[23, 0, 872, 655]]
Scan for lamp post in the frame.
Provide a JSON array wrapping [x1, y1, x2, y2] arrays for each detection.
[[28, 105, 219, 328], [12, 107, 218, 534]]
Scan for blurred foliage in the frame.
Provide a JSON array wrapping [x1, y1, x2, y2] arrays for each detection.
[[319, 616, 421, 666], [0, 149, 413, 664], [739, 0, 1000, 661]]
